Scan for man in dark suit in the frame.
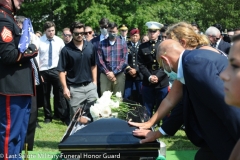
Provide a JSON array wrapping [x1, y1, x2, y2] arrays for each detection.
[[206, 26, 231, 54], [91, 18, 109, 97], [218, 38, 231, 54], [131, 40, 240, 160]]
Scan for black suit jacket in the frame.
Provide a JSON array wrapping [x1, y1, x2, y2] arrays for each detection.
[[137, 40, 168, 88], [126, 41, 142, 80], [218, 39, 231, 54], [91, 35, 101, 50], [161, 49, 240, 160]]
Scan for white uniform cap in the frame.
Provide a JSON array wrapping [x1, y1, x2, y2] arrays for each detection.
[[146, 21, 163, 30]]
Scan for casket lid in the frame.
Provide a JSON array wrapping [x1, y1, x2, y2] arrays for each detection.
[[59, 118, 159, 151]]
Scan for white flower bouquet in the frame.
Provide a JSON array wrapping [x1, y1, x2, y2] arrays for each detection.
[[90, 91, 138, 121]]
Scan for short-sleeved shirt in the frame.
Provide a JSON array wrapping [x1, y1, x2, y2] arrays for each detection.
[[57, 40, 96, 85]]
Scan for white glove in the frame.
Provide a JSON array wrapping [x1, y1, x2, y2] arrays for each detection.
[[30, 32, 40, 49]]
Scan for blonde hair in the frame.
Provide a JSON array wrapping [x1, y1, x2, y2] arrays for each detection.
[[166, 22, 209, 48]]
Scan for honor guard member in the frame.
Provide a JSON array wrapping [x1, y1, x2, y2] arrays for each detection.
[[0, 0, 38, 158], [138, 21, 169, 117], [119, 24, 129, 42], [124, 28, 143, 104]]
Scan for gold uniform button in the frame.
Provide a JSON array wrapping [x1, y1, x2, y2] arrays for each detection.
[[153, 49, 155, 51], [19, 64, 22, 66], [152, 44, 155, 46], [154, 60, 156, 62]]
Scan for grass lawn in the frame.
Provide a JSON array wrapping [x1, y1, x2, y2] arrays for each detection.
[[34, 108, 198, 152]]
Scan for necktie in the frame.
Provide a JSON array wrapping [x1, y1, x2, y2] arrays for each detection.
[[30, 59, 40, 85], [48, 39, 52, 67]]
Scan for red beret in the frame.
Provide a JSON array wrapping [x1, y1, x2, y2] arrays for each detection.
[[130, 28, 140, 36]]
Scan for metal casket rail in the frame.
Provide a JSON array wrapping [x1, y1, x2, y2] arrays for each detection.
[[58, 118, 159, 160]]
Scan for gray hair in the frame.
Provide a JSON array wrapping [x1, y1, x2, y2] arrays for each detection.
[[205, 26, 220, 37], [15, 15, 26, 24]]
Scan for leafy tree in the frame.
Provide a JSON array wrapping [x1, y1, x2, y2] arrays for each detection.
[[18, 0, 240, 35]]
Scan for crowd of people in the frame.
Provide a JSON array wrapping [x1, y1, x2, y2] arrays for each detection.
[[1, 0, 240, 160]]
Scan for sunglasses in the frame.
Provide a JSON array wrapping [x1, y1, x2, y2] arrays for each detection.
[[73, 32, 84, 36], [209, 35, 220, 40], [148, 30, 158, 33], [100, 25, 108, 29], [121, 30, 127, 32], [64, 34, 72, 37], [84, 31, 93, 35]]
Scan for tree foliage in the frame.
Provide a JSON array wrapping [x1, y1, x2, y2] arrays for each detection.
[[18, 0, 240, 35]]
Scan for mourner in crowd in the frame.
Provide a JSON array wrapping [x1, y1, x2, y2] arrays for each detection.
[[62, 27, 72, 44], [205, 26, 231, 54], [137, 21, 169, 117], [119, 24, 128, 42], [91, 18, 109, 97], [38, 21, 69, 125], [141, 34, 149, 43], [124, 28, 143, 104], [58, 22, 98, 119], [97, 22, 128, 95], [84, 26, 94, 41]]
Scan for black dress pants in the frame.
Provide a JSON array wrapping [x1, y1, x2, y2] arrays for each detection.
[[195, 146, 218, 160], [40, 68, 69, 122], [25, 96, 37, 150]]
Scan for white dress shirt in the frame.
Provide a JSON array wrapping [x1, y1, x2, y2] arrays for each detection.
[[38, 34, 65, 71], [100, 34, 108, 42], [159, 50, 185, 136]]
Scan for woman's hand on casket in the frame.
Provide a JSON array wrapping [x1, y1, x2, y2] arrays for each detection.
[[132, 129, 162, 144], [128, 121, 152, 129]]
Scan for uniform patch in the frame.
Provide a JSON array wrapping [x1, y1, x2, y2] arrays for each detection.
[[1, 26, 13, 42]]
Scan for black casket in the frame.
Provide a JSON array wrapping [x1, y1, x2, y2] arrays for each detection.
[[58, 100, 160, 160]]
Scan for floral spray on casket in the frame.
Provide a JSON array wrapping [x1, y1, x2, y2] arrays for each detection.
[[90, 91, 142, 121]]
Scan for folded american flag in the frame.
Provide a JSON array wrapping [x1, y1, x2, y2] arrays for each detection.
[[18, 18, 34, 53]]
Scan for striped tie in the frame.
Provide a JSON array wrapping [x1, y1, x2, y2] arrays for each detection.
[[48, 39, 52, 67], [30, 59, 40, 85]]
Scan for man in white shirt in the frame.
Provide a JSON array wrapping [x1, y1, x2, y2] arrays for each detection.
[[38, 21, 69, 125]]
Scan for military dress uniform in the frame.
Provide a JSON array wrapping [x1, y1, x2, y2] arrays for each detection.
[[124, 40, 143, 104], [138, 36, 169, 117], [0, 5, 38, 159]]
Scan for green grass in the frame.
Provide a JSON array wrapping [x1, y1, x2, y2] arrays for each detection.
[[34, 108, 68, 151], [33, 108, 198, 152]]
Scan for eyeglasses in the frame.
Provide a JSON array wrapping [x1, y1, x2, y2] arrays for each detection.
[[84, 31, 93, 35], [209, 35, 220, 40], [120, 30, 127, 32], [63, 34, 72, 37], [148, 30, 158, 33], [73, 32, 84, 36]]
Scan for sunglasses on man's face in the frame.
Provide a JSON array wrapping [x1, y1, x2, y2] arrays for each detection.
[[84, 31, 93, 35], [100, 25, 108, 29], [148, 30, 158, 33], [121, 30, 127, 32], [209, 35, 220, 40], [73, 32, 84, 36], [64, 34, 72, 37]]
